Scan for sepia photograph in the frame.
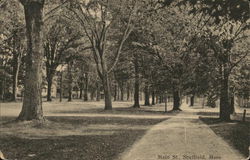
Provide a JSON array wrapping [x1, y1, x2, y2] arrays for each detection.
[[0, 0, 249, 159]]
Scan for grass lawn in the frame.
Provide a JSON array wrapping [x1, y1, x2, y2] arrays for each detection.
[[200, 117, 250, 157], [0, 101, 169, 160], [0, 116, 167, 160]]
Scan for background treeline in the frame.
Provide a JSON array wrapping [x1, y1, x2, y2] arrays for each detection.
[[0, 0, 249, 121]]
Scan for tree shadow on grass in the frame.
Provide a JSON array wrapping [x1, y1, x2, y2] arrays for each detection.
[[47, 116, 167, 126], [0, 116, 167, 160], [197, 112, 219, 116], [0, 131, 145, 160], [0, 116, 17, 125], [51, 106, 177, 116], [200, 117, 250, 157]]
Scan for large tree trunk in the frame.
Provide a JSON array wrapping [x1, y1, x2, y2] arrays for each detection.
[[67, 62, 72, 102], [173, 90, 180, 110], [229, 95, 235, 114], [120, 82, 124, 101], [96, 83, 100, 101], [127, 83, 130, 101], [79, 88, 83, 99], [79, 77, 84, 99], [17, 1, 44, 121], [68, 89, 72, 101], [59, 72, 63, 102], [219, 73, 230, 121], [144, 85, 150, 106], [133, 83, 140, 107], [83, 73, 89, 101], [102, 74, 112, 110], [114, 83, 117, 101], [190, 95, 194, 106], [46, 74, 53, 101], [117, 85, 120, 100], [133, 54, 140, 108], [151, 90, 155, 105]]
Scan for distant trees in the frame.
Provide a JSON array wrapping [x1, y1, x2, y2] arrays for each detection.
[[113, 53, 132, 101], [74, 51, 96, 101], [131, 4, 193, 110], [66, 0, 139, 110], [133, 52, 140, 108], [128, 0, 249, 115], [234, 62, 250, 107], [0, 0, 248, 121], [44, 17, 83, 101], [0, 1, 25, 101], [185, 0, 250, 121]]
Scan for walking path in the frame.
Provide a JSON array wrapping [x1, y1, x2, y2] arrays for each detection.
[[119, 105, 245, 160]]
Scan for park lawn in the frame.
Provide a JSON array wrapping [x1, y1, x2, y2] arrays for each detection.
[[200, 117, 250, 157], [0, 116, 167, 160]]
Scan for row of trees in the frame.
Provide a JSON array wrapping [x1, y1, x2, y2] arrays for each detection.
[[0, 0, 249, 121]]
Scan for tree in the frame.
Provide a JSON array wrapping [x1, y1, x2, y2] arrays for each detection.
[[67, 59, 73, 101], [0, 1, 25, 101], [177, 0, 250, 120], [0, 49, 12, 101], [10, 30, 25, 101], [131, 5, 194, 110], [44, 17, 83, 101], [193, 18, 249, 120], [113, 53, 131, 101], [133, 52, 140, 108], [234, 61, 250, 107], [66, 0, 138, 110], [17, 0, 45, 121]]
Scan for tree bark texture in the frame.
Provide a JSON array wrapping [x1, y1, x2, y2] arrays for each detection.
[[46, 74, 53, 101], [102, 74, 112, 110], [59, 72, 63, 102], [133, 54, 140, 108], [151, 90, 155, 105], [79, 89, 83, 99], [219, 76, 230, 121], [144, 85, 150, 106], [229, 95, 235, 114], [17, 1, 44, 121], [83, 73, 89, 101], [190, 95, 194, 106], [96, 83, 100, 101], [127, 83, 130, 101], [114, 83, 117, 101], [67, 62, 73, 102], [173, 90, 180, 110]]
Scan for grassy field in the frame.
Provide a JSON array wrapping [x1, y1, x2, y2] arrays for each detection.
[[1, 100, 249, 159], [0, 100, 170, 160], [200, 116, 250, 157], [0, 116, 167, 160]]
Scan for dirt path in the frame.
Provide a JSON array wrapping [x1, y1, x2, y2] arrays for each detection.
[[119, 105, 245, 160]]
